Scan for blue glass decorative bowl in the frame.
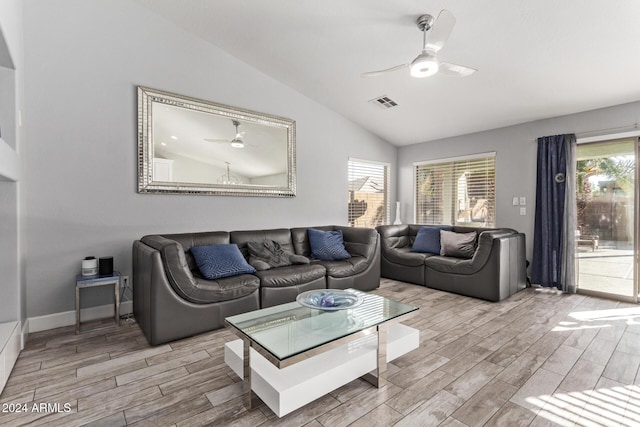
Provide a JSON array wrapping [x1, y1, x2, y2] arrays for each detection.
[[296, 290, 364, 311]]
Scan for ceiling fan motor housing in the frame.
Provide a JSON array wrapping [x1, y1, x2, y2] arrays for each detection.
[[416, 14, 434, 32]]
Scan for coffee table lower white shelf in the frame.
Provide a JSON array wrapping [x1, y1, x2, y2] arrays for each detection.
[[225, 323, 418, 417], [224, 289, 419, 417]]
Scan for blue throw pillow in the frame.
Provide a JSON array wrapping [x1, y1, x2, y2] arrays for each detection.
[[190, 244, 256, 280], [308, 228, 351, 261], [412, 225, 454, 254]]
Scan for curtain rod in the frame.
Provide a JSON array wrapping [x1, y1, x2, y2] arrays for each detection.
[[533, 123, 639, 142], [574, 123, 638, 136]]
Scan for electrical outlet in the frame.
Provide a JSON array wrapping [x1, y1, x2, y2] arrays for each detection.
[[520, 207, 526, 216], [519, 197, 526, 206], [512, 197, 519, 206], [122, 275, 130, 286]]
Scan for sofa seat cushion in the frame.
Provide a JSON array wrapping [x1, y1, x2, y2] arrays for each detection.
[[185, 275, 260, 304], [315, 255, 369, 278], [424, 256, 477, 275], [256, 264, 326, 288], [385, 247, 435, 267]]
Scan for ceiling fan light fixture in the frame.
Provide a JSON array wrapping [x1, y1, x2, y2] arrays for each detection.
[[410, 52, 439, 78], [230, 139, 245, 149]]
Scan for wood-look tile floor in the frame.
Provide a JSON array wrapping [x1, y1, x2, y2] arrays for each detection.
[[2, 279, 640, 426]]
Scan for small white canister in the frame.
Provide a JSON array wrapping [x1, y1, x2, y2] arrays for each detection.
[[82, 256, 98, 276]]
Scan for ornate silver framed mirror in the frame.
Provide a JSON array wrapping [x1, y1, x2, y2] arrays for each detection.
[[137, 86, 296, 197]]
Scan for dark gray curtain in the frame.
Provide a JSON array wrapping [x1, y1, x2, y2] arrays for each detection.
[[532, 134, 576, 292]]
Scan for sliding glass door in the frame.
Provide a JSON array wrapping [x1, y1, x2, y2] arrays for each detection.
[[576, 138, 639, 302]]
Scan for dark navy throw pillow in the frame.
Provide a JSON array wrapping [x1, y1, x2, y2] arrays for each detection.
[[411, 225, 454, 254], [190, 244, 256, 280], [308, 228, 351, 261]]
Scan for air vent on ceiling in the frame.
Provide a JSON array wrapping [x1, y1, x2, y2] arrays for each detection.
[[369, 95, 398, 110]]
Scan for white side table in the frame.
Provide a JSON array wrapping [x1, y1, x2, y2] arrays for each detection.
[[76, 272, 120, 334]]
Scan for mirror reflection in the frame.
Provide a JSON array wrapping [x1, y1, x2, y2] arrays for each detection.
[[137, 87, 296, 197]]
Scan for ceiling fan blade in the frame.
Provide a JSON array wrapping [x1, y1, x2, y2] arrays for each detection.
[[439, 62, 477, 77], [203, 138, 231, 143], [424, 9, 456, 52], [361, 64, 409, 78]]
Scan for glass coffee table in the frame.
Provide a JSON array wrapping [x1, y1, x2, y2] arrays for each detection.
[[224, 289, 419, 417]]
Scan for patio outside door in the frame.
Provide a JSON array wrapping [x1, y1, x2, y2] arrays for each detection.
[[576, 137, 639, 302]]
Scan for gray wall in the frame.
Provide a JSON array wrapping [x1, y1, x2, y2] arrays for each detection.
[[22, 0, 397, 317], [398, 101, 640, 262], [0, 0, 25, 323], [20, 0, 640, 320]]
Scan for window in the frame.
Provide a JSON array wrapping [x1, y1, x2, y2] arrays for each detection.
[[415, 153, 496, 227], [348, 158, 390, 227]]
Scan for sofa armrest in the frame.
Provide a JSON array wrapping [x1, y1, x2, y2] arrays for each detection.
[[470, 230, 516, 269], [140, 235, 197, 301], [133, 240, 260, 345]]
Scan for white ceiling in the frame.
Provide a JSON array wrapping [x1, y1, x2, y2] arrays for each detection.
[[135, 0, 640, 146]]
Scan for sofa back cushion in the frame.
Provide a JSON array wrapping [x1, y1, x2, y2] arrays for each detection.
[[339, 226, 378, 258], [291, 226, 331, 256], [307, 228, 351, 260], [246, 240, 310, 270], [452, 226, 497, 234], [161, 232, 230, 271], [230, 229, 294, 258], [292, 226, 378, 260], [139, 235, 261, 304], [377, 225, 517, 251], [376, 225, 411, 250]]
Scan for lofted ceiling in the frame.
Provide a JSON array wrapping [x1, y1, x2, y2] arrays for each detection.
[[134, 0, 640, 146], [153, 104, 287, 179]]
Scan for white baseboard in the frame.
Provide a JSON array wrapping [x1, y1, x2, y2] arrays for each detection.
[[28, 301, 133, 333], [20, 319, 28, 350]]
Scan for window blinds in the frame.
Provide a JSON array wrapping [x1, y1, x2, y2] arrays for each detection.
[[348, 159, 390, 227], [415, 153, 496, 226]]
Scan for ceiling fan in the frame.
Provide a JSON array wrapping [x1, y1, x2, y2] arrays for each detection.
[[203, 119, 246, 148], [361, 10, 476, 79]]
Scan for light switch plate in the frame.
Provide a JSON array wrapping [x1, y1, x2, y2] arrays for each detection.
[[519, 197, 526, 206], [512, 197, 519, 206], [520, 207, 526, 216]]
